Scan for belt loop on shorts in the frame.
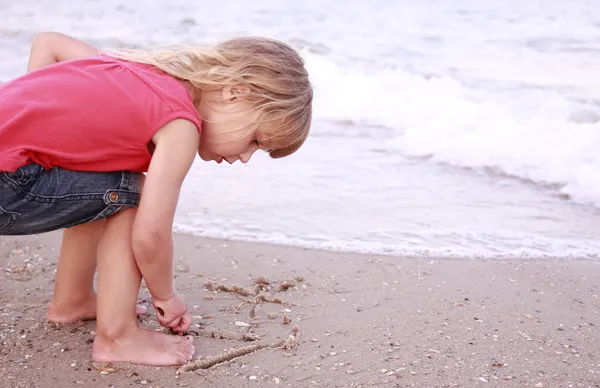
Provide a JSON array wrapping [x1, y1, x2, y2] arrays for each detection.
[[120, 171, 141, 192]]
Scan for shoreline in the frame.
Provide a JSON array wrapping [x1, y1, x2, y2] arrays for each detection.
[[1, 231, 599, 387], [171, 229, 600, 262]]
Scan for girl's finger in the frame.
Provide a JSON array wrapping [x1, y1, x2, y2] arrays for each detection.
[[167, 316, 182, 329]]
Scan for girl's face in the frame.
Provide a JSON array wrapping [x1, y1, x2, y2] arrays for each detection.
[[196, 87, 262, 164]]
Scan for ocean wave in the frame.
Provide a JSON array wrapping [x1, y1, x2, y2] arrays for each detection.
[[304, 52, 600, 207]]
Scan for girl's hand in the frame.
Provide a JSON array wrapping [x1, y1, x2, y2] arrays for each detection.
[[151, 293, 193, 333]]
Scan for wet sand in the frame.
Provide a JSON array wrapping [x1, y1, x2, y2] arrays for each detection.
[[1, 231, 599, 387]]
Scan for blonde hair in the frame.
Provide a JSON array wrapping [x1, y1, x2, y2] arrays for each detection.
[[108, 37, 313, 158]]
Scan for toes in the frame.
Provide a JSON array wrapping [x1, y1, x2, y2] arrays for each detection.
[[173, 335, 187, 344], [178, 345, 195, 361], [175, 335, 193, 344], [178, 355, 191, 364], [176, 351, 191, 362], [174, 336, 195, 357], [178, 342, 195, 360]]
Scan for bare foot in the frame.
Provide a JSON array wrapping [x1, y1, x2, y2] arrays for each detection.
[[47, 296, 147, 323], [92, 325, 195, 366]]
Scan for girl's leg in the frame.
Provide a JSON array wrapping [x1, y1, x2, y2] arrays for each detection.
[[46, 219, 147, 323], [46, 219, 105, 322], [2, 164, 147, 323], [92, 208, 194, 365]]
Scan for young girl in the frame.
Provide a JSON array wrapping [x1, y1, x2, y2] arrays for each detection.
[[0, 32, 312, 366]]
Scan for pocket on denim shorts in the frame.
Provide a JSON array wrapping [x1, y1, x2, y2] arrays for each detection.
[[3, 163, 44, 189]]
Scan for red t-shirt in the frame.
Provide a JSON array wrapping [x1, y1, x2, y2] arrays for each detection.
[[0, 55, 202, 173]]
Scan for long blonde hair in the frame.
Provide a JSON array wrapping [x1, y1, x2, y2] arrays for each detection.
[[108, 37, 313, 158]]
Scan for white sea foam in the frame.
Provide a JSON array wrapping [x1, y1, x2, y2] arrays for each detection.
[[305, 52, 600, 207], [174, 222, 600, 260]]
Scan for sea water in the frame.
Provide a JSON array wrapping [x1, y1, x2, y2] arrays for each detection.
[[2, 0, 600, 259]]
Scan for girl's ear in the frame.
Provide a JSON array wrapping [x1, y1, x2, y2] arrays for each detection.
[[222, 84, 251, 102]]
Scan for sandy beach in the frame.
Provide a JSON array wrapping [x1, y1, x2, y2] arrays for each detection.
[[1, 232, 599, 388]]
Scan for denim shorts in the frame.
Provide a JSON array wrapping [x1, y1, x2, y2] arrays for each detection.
[[0, 163, 141, 235]]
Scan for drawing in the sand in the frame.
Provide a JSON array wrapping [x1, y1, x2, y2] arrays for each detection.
[[176, 275, 304, 372]]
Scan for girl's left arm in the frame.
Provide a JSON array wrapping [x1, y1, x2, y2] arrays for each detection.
[[27, 32, 99, 72], [131, 119, 200, 302]]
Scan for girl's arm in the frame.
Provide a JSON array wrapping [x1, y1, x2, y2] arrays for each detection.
[[131, 119, 200, 302], [27, 32, 99, 72]]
